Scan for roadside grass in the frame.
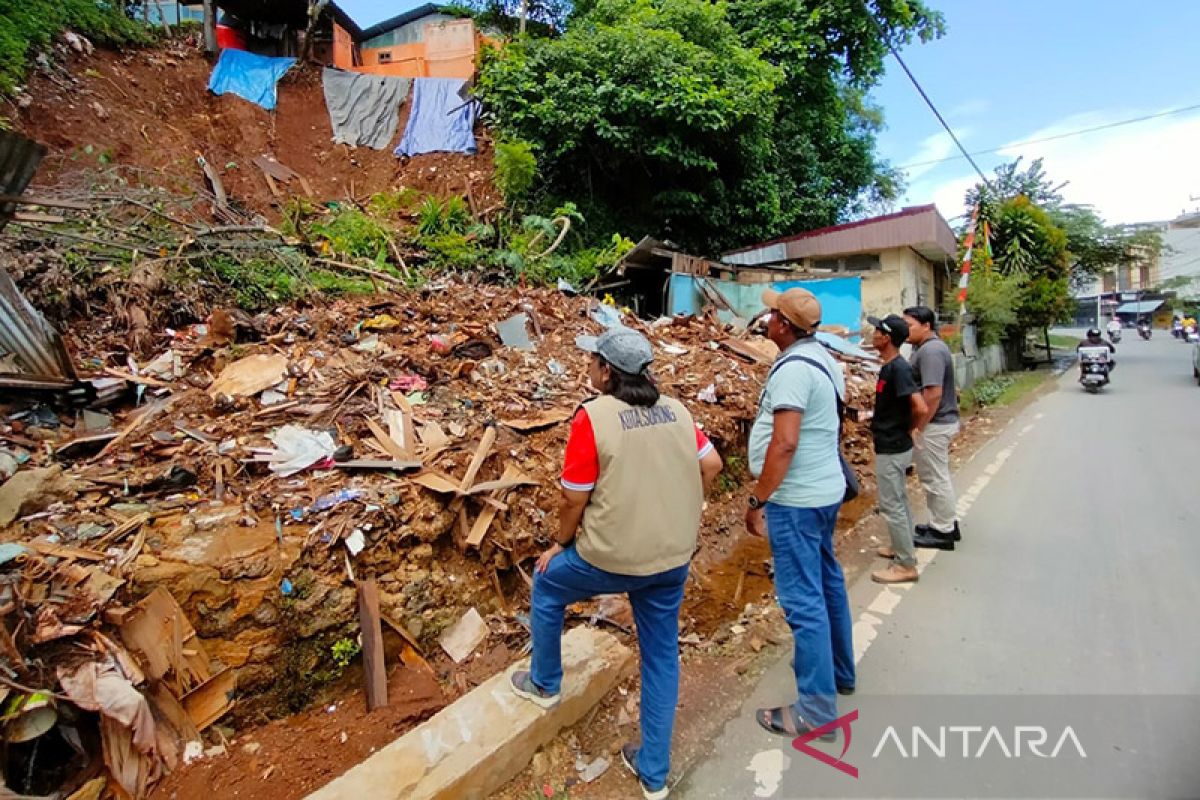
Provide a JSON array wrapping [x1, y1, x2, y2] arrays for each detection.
[[1045, 333, 1079, 349], [960, 371, 1049, 412]]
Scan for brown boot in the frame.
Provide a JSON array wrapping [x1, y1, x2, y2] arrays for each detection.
[[875, 546, 895, 559], [871, 563, 919, 584]]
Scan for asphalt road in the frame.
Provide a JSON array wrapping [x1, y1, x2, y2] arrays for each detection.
[[678, 330, 1200, 799]]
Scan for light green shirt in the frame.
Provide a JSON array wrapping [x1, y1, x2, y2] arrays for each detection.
[[748, 339, 845, 508]]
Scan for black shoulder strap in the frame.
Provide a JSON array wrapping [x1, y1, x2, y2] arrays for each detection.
[[768, 353, 846, 424]]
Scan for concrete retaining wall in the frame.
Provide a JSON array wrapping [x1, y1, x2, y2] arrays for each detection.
[[953, 343, 1006, 391]]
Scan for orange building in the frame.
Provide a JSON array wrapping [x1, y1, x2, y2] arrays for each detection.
[[328, 1, 487, 80]]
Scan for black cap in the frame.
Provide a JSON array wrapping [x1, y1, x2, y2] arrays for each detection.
[[867, 314, 910, 347]]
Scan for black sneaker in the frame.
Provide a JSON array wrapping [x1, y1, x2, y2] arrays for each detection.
[[915, 521, 961, 541], [837, 685, 855, 696], [913, 532, 955, 551], [620, 743, 669, 799]]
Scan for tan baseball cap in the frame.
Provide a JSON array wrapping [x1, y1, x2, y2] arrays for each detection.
[[762, 288, 821, 333]]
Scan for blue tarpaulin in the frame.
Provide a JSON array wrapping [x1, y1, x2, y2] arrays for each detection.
[[667, 274, 863, 334], [208, 49, 296, 111], [395, 78, 477, 157]]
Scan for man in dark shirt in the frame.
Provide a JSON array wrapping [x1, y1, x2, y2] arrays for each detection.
[[904, 305, 962, 549], [869, 315, 928, 584]]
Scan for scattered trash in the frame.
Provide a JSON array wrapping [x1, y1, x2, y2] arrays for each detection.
[[362, 314, 402, 331], [576, 755, 611, 783], [659, 342, 688, 356], [345, 528, 367, 557], [697, 383, 719, 403], [557, 278, 578, 295], [208, 353, 289, 398], [262, 425, 337, 476], [389, 373, 428, 393], [497, 313, 535, 351], [590, 304, 622, 329], [439, 607, 489, 663]]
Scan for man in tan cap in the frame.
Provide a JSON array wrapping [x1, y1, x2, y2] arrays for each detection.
[[745, 287, 855, 742]]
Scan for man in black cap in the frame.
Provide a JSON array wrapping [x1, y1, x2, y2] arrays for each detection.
[[867, 315, 927, 584]]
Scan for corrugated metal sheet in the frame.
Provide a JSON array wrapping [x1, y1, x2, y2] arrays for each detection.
[[0, 131, 77, 384], [0, 131, 47, 231], [0, 265, 77, 381], [723, 205, 958, 265]]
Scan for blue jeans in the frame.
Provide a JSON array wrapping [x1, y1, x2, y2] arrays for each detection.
[[764, 501, 854, 726], [531, 545, 689, 790]]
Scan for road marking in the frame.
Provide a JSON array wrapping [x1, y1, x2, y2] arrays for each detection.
[[738, 409, 1037, 797]]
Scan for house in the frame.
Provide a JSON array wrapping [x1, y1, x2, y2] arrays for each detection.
[[329, 0, 487, 79], [722, 205, 959, 320]]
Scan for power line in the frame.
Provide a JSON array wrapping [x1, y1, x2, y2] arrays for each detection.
[[898, 103, 1200, 171], [856, 1, 991, 188]]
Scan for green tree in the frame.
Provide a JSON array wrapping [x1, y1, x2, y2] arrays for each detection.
[[969, 157, 1163, 291], [477, 0, 943, 253]]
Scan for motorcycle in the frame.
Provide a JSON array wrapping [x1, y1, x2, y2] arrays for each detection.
[[1187, 326, 1200, 344], [1108, 328, 1122, 344], [1078, 346, 1112, 393], [1138, 323, 1152, 340]]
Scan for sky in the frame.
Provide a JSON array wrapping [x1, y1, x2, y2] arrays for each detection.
[[870, 0, 1200, 227]]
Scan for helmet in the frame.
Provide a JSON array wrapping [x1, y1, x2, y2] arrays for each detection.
[[1086, 328, 1101, 338]]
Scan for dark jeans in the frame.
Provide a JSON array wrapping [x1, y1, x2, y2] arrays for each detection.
[[531, 545, 689, 789], [764, 501, 855, 726]]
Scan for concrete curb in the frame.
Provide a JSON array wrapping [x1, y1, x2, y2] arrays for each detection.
[[304, 626, 633, 800]]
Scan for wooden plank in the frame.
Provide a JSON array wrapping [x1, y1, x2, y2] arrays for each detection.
[[93, 397, 175, 461], [365, 417, 410, 462], [179, 667, 236, 731], [449, 425, 496, 513], [0, 194, 90, 210], [103, 367, 174, 388], [28, 541, 107, 561], [119, 588, 211, 688], [466, 464, 526, 548], [12, 211, 65, 224], [263, 171, 283, 198], [357, 580, 388, 711]]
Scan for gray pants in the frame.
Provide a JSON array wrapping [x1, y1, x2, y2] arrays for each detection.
[[875, 449, 916, 567], [914, 421, 960, 531]]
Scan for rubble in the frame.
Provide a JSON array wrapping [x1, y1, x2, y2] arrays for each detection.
[[0, 276, 880, 797]]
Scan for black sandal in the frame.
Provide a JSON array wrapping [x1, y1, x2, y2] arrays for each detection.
[[755, 706, 836, 741], [756, 706, 801, 737]]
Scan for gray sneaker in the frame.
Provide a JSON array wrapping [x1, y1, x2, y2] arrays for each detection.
[[620, 742, 669, 799], [509, 669, 560, 709]]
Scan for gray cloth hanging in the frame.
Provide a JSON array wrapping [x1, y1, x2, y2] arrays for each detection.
[[322, 68, 413, 150]]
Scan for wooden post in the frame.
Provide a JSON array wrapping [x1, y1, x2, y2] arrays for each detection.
[[357, 579, 388, 711], [202, 0, 218, 55]]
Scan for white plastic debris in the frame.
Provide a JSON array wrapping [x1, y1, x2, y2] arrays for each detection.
[[264, 425, 336, 476]]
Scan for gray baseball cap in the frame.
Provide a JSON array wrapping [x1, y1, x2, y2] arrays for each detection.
[[576, 326, 654, 375]]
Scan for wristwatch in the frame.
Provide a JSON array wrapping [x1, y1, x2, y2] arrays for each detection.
[[747, 494, 765, 510]]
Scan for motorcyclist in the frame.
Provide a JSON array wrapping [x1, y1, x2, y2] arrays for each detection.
[[1078, 328, 1116, 370], [1172, 316, 1183, 338], [1106, 317, 1122, 340]]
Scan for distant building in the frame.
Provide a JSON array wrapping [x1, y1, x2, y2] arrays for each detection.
[[721, 205, 958, 320], [329, 0, 488, 80]]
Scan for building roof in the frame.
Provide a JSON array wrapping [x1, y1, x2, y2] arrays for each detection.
[[330, 0, 443, 40], [723, 204, 958, 267]]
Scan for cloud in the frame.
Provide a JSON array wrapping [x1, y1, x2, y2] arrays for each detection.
[[947, 99, 990, 119], [902, 108, 1200, 225], [898, 129, 972, 183]]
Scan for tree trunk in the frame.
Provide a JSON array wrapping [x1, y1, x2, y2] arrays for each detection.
[[202, 0, 217, 55], [299, 0, 328, 64], [1043, 327, 1052, 364]]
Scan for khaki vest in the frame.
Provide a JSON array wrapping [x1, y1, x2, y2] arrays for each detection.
[[576, 394, 704, 576]]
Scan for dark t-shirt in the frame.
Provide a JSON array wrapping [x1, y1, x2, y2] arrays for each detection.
[[871, 357, 919, 454], [910, 335, 959, 424]]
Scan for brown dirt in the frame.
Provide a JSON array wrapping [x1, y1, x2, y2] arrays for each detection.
[[150, 662, 445, 800], [14, 39, 500, 222]]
